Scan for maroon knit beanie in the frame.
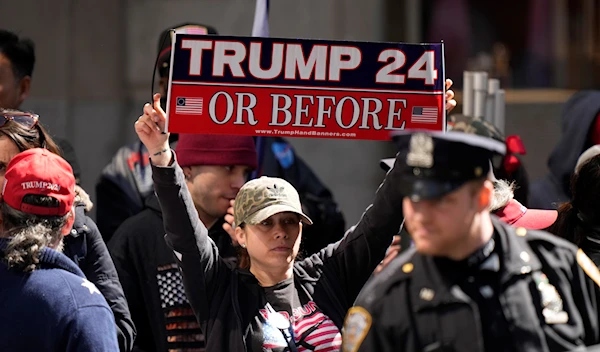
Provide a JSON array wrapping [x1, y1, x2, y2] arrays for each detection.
[[176, 134, 258, 169]]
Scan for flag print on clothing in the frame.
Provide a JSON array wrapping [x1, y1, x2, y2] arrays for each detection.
[[157, 264, 205, 350], [260, 301, 342, 351]]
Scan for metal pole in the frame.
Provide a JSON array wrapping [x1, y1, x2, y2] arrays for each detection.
[[494, 89, 506, 134], [486, 79, 500, 124], [463, 71, 474, 117], [473, 72, 488, 118]]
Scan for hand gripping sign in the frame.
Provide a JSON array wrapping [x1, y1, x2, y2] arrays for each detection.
[[165, 32, 446, 140]]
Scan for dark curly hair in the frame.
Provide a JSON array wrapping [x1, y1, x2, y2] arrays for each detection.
[[2, 195, 70, 273]]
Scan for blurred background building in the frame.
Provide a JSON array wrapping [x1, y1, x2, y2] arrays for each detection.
[[1, 0, 597, 224]]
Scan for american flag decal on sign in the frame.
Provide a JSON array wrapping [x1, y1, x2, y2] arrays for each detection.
[[176, 97, 203, 115], [411, 106, 438, 124]]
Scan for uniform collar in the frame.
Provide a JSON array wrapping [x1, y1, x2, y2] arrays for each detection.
[[492, 216, 542, 283], [410, 255, 465, 311], [407, 217, 541, 310]]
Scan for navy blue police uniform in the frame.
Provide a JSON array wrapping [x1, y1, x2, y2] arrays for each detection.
[[342, 131, 600, 352]]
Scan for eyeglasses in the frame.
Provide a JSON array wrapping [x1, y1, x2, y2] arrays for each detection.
[[0, 112, 39, 129]]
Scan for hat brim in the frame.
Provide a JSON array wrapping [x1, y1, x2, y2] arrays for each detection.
[[512, 208, 558, 230], [380, 158, 395, 172], [245, 204, 313, 226], [399, 178, 468, 201]]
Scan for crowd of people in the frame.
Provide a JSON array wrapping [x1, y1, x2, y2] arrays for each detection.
[[2, 20, 600, 352]]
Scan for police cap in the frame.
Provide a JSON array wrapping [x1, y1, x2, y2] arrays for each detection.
[[391, 130, 506, 201]]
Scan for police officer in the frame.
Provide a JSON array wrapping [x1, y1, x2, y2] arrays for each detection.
[[342, 130, 600, 352]]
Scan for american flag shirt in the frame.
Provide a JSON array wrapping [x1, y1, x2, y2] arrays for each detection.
[[251, 278, 342, 352]]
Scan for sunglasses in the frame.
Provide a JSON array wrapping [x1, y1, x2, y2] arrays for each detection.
[[0, 112, 39, 129]]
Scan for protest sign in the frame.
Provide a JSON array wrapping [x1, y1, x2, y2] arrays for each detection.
[[165, 33, 445, 140]]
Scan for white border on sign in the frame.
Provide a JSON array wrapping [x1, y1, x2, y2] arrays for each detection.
[[441, 40, 447, 132], [171, 81, 445, 95], [164, 29, 178, 133]]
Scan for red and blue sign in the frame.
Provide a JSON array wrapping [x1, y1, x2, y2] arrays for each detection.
[[165, 33, 445, 140]]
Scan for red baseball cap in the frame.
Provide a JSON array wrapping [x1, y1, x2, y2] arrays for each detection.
[[2, 148, 75, 216], [495, 199, 557, 230]]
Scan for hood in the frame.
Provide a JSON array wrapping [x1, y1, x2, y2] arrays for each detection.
[[74, 185, 93, 212], [144, 192, 163, 214], [547, 91, 600, 190]]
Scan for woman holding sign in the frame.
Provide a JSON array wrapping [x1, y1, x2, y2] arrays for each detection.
[[135, 83, 454, 351]]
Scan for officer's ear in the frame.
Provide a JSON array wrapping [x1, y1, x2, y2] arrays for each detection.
[[477, 180, 494, 211]]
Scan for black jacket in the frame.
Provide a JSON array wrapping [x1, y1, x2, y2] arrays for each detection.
[[347, 217, 600, 352], [108, 193, 236, 351], [96, 142, 154, 243], [63, 203, 136, 352], [530, 91, 600, 209], [151, 152, 403, 351]]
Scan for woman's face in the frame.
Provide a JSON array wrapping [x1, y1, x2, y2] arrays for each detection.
[[0, 134, 21, 186], [237, 212, 302, 272]]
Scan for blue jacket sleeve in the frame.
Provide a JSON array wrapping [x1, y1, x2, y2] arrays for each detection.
[[64, 204, 136, 351], [65, 306, 120, 352]]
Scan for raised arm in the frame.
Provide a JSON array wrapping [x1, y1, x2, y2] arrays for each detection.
[[134, 94, 229, 323], [308, 79, 455, 304], [307, 152, 406, 305]]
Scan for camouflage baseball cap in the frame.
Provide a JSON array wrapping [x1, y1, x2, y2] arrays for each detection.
[[447, 114, 504, 142], [234, 176, 313, 227]]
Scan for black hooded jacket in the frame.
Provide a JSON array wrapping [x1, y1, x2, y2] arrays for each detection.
[[108, 193, 236, 351], [529, 91, 600, 209]]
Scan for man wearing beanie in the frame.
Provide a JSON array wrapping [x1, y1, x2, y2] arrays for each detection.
[[108, 133, 257, 352]]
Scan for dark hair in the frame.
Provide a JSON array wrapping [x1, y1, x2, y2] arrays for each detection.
[[549, 154, 600, 245], [0, 30, 35, 80], [237, 223, 251, 270], [0, 109, 61, 155], [2, 195, 70, 273]]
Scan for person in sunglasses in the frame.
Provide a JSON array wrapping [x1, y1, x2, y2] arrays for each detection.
[[133, 95, 405, 351], [0, 108, 135, 351]]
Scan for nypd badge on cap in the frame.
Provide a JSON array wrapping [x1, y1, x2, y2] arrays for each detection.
[[390, 130, 506, 201]]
